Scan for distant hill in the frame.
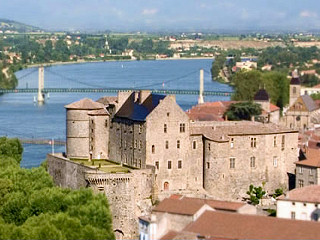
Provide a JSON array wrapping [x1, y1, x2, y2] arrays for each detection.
[[0, 19, 42, 33]]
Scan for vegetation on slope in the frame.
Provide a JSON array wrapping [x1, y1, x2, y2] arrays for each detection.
[[0, 137, 114, 240]]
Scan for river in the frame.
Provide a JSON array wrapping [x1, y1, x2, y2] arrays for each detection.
[[0, 59, 232, 168]]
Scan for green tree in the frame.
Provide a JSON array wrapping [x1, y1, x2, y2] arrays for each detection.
[[246, 184, 266, 205], [224, 101, 262, 121]]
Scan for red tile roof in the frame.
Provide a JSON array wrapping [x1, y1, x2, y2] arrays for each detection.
[[184, 210, 320, 240], [278, 185, 320, 203], [154, 195, 246, 216], [295, 148, 320, 167]]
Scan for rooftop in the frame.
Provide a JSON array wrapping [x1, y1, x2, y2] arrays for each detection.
[[65, 98, 105, 110], [254, 89, 269, 101], [70, 159, 131, 173], [153, 195, 246, 216], [295, 148, 320, 168], [278, 185, 320, 203], [290, 77, 301, 85], [183, 210, 320, 240], [190, 122, 297, 142]]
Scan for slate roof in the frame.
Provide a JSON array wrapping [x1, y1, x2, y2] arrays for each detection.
[[65, 98, 105, 110], [278, 185, 320, 203], [183, 210, 320, 240], [301, 95, 318, 112], [254, 89, 269, 101], [115, 92, 166, 121], [290, 77, 301, 85]]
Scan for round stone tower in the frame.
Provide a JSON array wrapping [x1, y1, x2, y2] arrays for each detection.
[[65, 98, 105, 159]]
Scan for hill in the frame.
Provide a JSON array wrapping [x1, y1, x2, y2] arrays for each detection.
[[0, 19, 42, 33]]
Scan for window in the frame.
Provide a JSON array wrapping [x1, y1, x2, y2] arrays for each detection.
[[180, 123, 185, 133], [207, 162, 210, 169], [273, 136, 277, 147], [309, 181, 314, 185], [167, 112, 170, 117], [298, 179, 304, 188], [139, 140, 142, 150], [273, 156, 278, 167], [309, 168, 313, 175], [299, 166, 303, 174], [250, 156, 255, 168], [208, 143, 211, 151], [164, 182, 169, 191], [165, 141, 169, 149], [291, 212, 296, 220], [168, 161, 172, 169], [139, 159, 142, 168], [251, 137, 257, 148], [164, 124, 167, 133], [281, 135, 285, 150], [230, 138, 234, 148], [152, 145, 155, 154], [178, 160, 182, 169], [177, 140, 180, 149], [293, 86, 296, 94], [230, 157, 235, 169], [155, 161, 159, 170], [139, 124, 142, 134], [193, 141, 197, 149]]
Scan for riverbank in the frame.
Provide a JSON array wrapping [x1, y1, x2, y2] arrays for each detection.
[[25, 56, 215, 69]]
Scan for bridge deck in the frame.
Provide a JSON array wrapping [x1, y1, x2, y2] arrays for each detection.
[[0, 88, 233, 96]]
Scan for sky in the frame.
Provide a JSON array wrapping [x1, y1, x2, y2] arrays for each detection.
[[0, 0, 320, 32]]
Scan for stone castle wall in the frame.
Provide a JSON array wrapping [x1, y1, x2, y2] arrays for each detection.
[[48, 153, 154, 240], [204, 132, 298, 200]]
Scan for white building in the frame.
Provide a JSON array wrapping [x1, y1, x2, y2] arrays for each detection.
[[277, 185, 320, 221]]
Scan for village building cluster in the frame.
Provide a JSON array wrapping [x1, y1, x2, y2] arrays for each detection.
[[47, 73, 320, 239]]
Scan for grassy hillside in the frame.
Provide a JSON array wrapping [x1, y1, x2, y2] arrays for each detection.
[[0, 19, 42, 33]]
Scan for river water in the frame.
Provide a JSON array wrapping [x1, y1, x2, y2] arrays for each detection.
[[0, 59, 232, 168]]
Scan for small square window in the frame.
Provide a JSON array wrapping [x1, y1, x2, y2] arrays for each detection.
[[165, 141, 169, 149], [177, 140, 180, 149], [155, 161, 159, 169], [164, 124, 167, 133], [168, 161, 172, 169]]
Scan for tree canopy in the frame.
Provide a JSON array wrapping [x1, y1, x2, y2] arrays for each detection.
[[224, 101, 262, 121], [0, 137, 114, 240], [231, 70, 289, 110]]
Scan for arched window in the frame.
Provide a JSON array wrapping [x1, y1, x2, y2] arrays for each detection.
[[293, 87, 296, 94], [164, 182, 169, 191]]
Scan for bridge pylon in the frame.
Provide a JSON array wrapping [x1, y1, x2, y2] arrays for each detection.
[[37, 66, 45, 103], [198, 69, 204, 104]]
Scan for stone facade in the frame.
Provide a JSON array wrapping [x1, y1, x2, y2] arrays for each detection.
[[48, 90, 300, 239], [48, 153, 154, 239]]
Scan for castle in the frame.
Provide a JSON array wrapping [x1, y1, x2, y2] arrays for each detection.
[[48, 90, 299, 239]]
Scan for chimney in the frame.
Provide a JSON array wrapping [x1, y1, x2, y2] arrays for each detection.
[[198, 69, 204, 104], [139, 90, 151, 104]]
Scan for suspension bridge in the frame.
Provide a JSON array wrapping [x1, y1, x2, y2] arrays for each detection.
[[0, 66, 233, 100]]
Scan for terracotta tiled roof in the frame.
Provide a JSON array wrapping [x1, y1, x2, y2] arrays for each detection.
[[154, 195, 246, 216], [160, 231, 179, 240], [190, 122, 297, 142], [186, 101, 237, 121], [313, 83, 320, 89], [184, 210, 320, 240], [307, 140, 320, 150], [278, 185, 320, 203], [65, 98, 105, 110], [270, 103, 280, 112], [295, 148, 320, 167]]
